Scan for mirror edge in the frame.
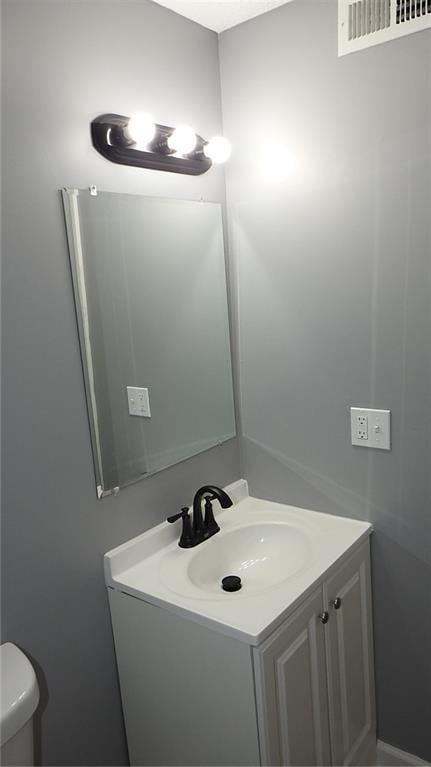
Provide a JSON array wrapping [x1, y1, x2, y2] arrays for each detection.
[[61, 188, 107, 499]]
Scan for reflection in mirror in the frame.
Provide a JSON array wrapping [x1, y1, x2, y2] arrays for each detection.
[[62, 190, 236, 497]]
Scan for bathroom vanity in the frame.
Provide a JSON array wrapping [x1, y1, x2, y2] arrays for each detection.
[[105, 481, 376, 767]]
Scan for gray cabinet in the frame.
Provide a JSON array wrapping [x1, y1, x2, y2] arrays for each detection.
[[109, 539, 375, 767]]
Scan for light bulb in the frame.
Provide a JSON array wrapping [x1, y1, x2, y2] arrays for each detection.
[[127, 112, 156, 148], [167, 125, 197, 155], [204, 136, 232, 164]]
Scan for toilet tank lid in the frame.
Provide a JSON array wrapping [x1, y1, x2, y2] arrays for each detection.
[[0, 643, 39, 746]]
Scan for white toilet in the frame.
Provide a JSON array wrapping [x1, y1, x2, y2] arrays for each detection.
[[0, 642, 40, 766]]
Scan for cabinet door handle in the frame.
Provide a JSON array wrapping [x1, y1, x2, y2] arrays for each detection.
[[332, 597, 342, 610], [320, 611, 329, 624]]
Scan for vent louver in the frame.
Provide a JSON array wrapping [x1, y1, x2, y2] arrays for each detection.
[[339, 0, 431, 54]]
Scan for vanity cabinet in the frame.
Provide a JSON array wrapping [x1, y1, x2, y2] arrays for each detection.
[[323, 543, 376, 766], [254, 588, 332, 766], [254, 541, 375, 767], [108, 538, 375, 767]]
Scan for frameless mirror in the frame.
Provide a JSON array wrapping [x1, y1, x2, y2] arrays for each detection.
[[62, 189, 236, 497]]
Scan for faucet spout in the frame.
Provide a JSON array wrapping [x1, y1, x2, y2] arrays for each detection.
[[193, 485, 233, 539], [168, 485, 233, 548]]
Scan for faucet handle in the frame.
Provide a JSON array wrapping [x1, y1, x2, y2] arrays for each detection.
[[167, 507, 194, 548], [167, 507, 189, 524]]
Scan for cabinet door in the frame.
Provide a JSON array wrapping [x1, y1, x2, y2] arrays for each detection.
[[323, 542, 376, 766], [254, 588, 331, 767]]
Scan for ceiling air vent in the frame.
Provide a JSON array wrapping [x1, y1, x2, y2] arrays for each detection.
[[339, 0, 431, 55]]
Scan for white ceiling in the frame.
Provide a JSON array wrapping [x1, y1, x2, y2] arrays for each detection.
[[151, 0, 292, 33]]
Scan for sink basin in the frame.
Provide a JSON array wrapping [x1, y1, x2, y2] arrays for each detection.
[[185, 522, 310, 597], [159, 517, 312, 600]]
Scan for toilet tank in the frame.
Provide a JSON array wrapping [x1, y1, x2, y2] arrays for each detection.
[[0, 643, 40, 767]]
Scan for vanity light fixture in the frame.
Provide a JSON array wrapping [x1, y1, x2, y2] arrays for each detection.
[[91, 112, 231, 176]]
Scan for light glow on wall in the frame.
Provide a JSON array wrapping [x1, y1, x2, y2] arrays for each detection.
[[259, 141, 302, 184]]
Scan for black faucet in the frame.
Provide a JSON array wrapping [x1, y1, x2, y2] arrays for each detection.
[[167, 485, 233, 548]]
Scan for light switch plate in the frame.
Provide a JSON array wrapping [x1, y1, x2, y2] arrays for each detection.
[[351, 407, 391, 450], [127, 386, 151, 417]]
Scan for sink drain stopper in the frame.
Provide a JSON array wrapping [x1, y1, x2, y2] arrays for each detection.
[[221, 575, 242, 592]]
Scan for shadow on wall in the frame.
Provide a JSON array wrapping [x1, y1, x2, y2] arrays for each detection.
[[242, 434, 430, 568], [241, 434, 431, 761], [371, 534, 431, 760]]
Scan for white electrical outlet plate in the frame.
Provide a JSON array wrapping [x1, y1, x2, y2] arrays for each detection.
[[351, 407, 391, 450], [127, 386, 151, 417]]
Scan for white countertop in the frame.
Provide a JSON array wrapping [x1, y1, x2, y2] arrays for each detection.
[[104, 480, 372, 645]]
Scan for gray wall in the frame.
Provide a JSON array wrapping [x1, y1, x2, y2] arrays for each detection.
[[3, 0, 431, 764], [1, 1, 240, 765], [220, 1, 431, 760]]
